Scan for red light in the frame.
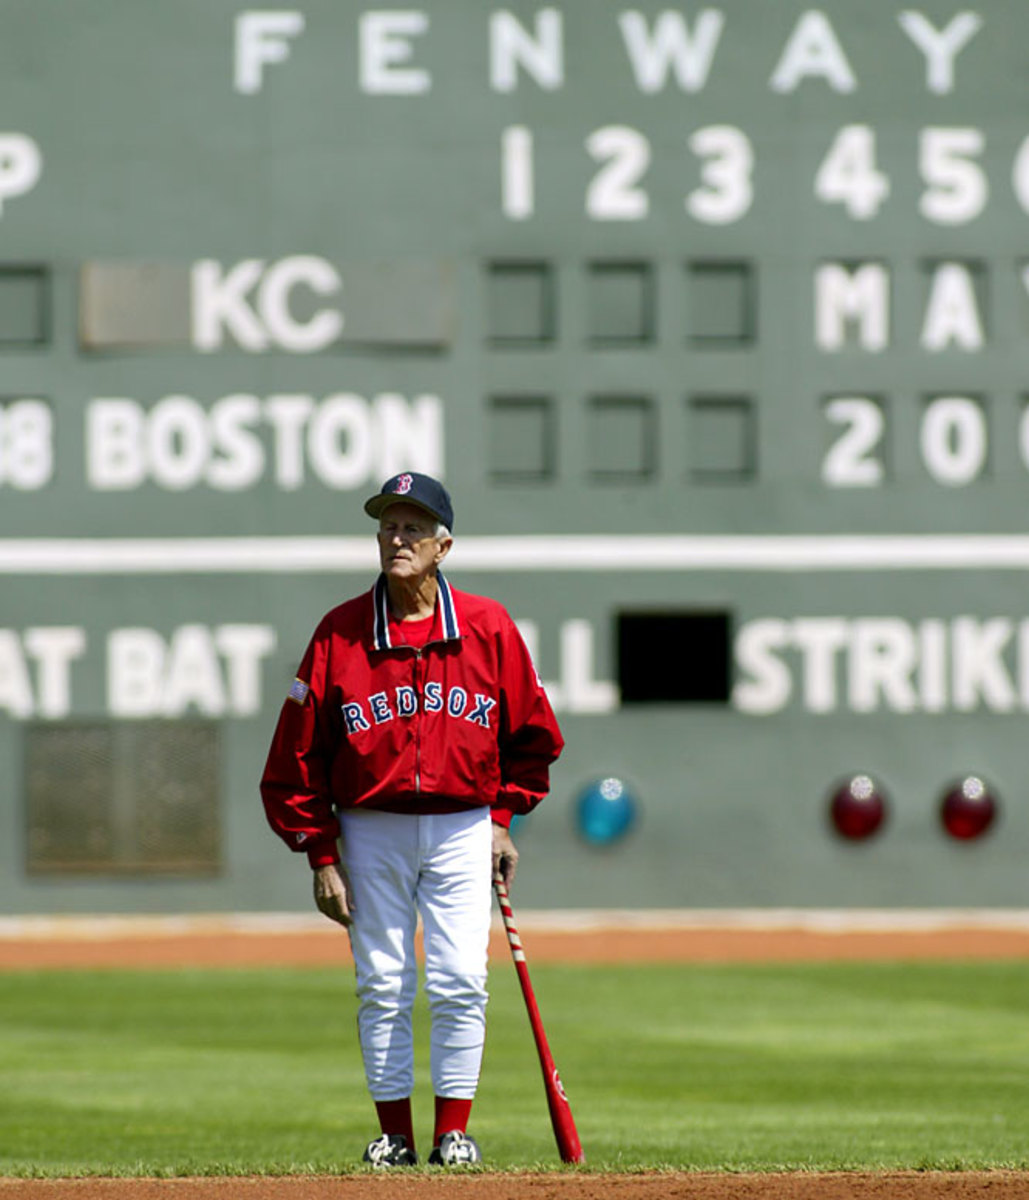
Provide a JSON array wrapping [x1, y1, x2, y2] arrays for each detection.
[[829, 774, 887, 840], [940, 776, 997, 841]]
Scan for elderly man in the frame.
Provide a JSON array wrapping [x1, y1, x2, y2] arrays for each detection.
[[260, 472, 564, 1168]]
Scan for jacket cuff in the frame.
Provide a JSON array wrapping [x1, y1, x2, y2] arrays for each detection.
[[306, 839, 341, 869], [490, 807, 514, 829]]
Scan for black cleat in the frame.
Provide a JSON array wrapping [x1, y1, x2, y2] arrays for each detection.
[[362, 1133, 418, 1168], [428, 1130, 482, 1166]]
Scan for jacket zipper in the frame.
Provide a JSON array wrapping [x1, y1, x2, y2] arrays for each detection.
[[413, 648, 423, 794], [395, 631, 452, 797]]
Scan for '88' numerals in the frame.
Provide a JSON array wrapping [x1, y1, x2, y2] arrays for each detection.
[[0, 399, 53, 490]]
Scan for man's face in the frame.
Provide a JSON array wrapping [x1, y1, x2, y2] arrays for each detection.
[[377, 502, 450, 581]]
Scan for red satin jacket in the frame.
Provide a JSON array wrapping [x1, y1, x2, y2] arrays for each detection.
[[260, 572, 564, 867]]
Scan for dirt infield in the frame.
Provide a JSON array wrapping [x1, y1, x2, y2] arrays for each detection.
[[2, 1173, 1029, 1200], [4, 918, 1029, 970]]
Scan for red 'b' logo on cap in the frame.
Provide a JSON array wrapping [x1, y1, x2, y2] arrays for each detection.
[[393, 474, 413, 495]]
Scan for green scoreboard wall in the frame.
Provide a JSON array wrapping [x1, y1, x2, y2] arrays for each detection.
[[2, 2, 1028, 912]]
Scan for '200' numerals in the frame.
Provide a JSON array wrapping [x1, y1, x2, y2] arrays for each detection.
[[823, 395, 1029, 489]]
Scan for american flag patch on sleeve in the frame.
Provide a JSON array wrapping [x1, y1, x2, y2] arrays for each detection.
[[288, 677, 310, 705]]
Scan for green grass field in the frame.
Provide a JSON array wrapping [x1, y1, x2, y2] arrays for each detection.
[[2, 960, 1028, 1177]]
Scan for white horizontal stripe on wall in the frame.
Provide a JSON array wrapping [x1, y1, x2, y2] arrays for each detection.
[[4, 534, 1029, 574]]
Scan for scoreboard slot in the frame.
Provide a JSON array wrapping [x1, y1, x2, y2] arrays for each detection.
[[617, 611, 732, 705]]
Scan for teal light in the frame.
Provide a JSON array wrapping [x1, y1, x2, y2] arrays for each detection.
[[575, 777, 637, 845]]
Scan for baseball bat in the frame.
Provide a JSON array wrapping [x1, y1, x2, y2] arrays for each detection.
[[493, 872, 585, 1164]]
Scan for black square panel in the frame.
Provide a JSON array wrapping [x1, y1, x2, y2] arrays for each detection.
[[618, 611, 731, 703]]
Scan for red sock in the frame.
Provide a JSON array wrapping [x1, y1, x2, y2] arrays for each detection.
[[434, 1096, 473, 1144], [375, 1098, 415, 1153]]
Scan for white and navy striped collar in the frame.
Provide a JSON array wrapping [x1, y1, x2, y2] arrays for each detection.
[[371, 571, 461, 651]]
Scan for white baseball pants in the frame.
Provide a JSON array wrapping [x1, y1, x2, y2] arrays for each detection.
[[339, 806, 492, 1101]]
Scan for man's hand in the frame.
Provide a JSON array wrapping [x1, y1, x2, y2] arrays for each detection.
[[492, 823, 519, 888], [313, 863, 354, 927]]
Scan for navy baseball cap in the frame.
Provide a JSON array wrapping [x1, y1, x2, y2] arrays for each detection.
[[364, 472, 455, 531]]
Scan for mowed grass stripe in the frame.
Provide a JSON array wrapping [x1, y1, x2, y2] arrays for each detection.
[[1, 963, 1027, 1175]]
